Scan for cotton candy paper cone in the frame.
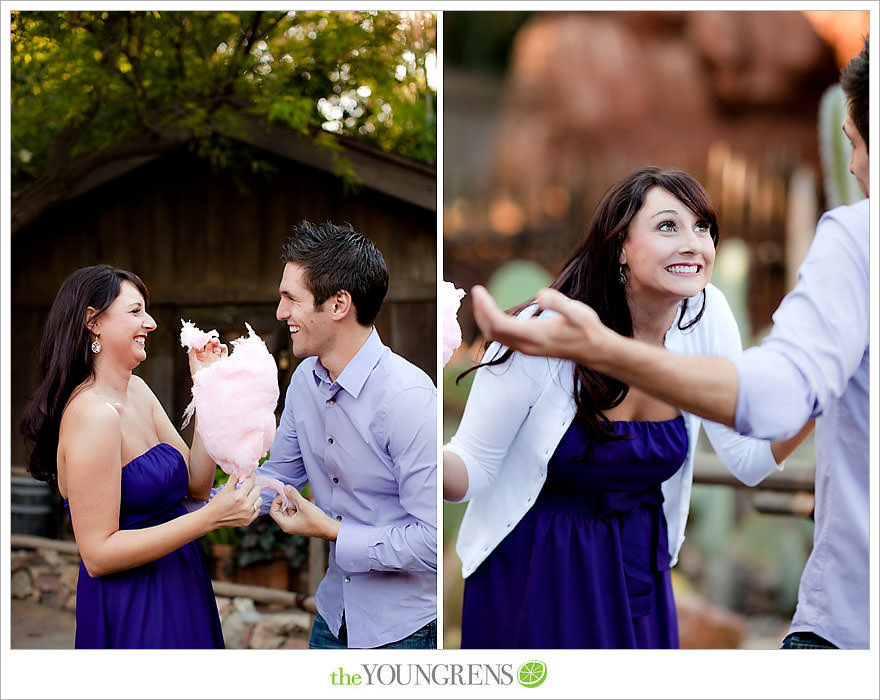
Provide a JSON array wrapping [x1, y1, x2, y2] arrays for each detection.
[[181, 321, 291, 509]]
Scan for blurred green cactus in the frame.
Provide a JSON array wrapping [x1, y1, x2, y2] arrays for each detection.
[[818, 84, 863, 208]]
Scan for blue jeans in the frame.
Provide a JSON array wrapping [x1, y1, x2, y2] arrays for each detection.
[[781, 631, 837, 649], [309, 611, 437, 649]]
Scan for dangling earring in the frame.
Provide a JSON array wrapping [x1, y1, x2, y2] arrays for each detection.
[[91, 335, 102, 354], [618, 264, 627, 286]]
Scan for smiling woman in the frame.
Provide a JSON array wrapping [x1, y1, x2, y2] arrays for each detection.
[[19, 264, 264, 648], [442, 167, 811, 649]]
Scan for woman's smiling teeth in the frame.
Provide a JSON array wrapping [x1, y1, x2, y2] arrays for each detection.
[[666, 264, 701, 275], [289, 325, 300, 334], [134, 335, 146, 346]]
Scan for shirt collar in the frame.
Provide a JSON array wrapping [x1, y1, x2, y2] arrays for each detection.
[[312, 327, 386, 399]]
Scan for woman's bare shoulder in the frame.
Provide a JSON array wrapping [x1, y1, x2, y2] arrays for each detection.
[[60, 387, 122, 437]]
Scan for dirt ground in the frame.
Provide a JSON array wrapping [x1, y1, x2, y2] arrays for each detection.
[[11, 599, 76, 649]]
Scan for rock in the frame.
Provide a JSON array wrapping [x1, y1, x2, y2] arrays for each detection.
[[676, 590, 749, 648], [10, 568, 33, 599], [11, 551, 44, 572], [248, 623, 285, 650], [257, 611, 313, 637], [219, 610, 251, 650], [214, 596, 233, 615], [35, 575, 67, 608], [281, 637, 309, 649], [41, 549, 64, 569], [231, 597, 262, 625], [483, 11, 839, 208], [59, 564, 79, 592]]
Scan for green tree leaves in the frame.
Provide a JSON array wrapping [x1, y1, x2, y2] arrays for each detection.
[[11, 10, 436, 229]]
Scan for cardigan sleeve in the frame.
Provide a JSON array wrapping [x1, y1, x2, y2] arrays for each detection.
[[444, 341, 546, 503]]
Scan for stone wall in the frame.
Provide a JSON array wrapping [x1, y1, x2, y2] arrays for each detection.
[[10, 539, 314, 650]]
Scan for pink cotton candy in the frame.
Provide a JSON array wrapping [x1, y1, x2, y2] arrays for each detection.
[[180, 320, 219, 351], [441, 280, 466, 366], [181, 321, 291, 509]]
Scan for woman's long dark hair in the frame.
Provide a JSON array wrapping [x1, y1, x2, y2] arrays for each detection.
[[20, 265, 150, 485], [460, 167, 719, 445]]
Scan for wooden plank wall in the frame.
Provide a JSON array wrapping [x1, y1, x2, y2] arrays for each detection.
[[11, 149, 437, 466]]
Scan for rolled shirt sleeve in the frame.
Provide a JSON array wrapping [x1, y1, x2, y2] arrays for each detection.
[[334, 386, 437, 573], [733, 202, 869, 441]]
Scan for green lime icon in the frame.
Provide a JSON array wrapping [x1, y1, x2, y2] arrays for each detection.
[[517, 660, 547, 688]]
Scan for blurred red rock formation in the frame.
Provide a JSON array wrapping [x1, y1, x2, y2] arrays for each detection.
[[490, 10, 838, 207]]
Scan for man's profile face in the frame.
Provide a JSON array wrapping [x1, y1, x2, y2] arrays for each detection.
[[843, 110, 869, 198], [276, 262, 333, 359]]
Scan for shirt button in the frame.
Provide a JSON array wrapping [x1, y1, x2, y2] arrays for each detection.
[[332, 477, 339, 483], [336, 514, 342, 521], [329, 398, 336, 404], [328, 437, 334, 444], [344, 576, 351, 582]]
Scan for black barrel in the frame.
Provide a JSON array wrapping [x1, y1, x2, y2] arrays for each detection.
[[11, 473, 56, 538]]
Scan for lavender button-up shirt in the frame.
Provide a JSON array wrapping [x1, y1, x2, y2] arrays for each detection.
[[733, 199, 869, 648], [257, 328, 437, 648]]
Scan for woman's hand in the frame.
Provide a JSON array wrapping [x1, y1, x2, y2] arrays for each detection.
[[205, 474, 262, 528], [270, 485, 340, 541], [188, 339, 228, 377]]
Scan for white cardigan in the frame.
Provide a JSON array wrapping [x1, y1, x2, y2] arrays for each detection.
[[445, 283, 782, 579]]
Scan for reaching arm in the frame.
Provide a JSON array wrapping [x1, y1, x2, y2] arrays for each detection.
[[474, 204, 868, 442], [471, 285, 739, 426], [60, 398, 261, 578]]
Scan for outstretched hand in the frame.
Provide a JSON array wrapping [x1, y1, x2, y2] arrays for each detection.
[[470, 285, 611, 365], [270, 485, 340, 541]]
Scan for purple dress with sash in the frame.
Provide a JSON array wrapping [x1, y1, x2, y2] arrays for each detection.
[[460, 417, 687, 648], [67, 443, 224, 648]]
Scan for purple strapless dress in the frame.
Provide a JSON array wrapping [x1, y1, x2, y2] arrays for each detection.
[[461, 417, 687, 649], [66, 443, 224, 648]]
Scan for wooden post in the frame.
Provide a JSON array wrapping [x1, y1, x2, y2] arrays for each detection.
[[308, 539, 327, 595]]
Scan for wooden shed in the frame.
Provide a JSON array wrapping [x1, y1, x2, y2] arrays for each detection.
[[11, 122, 437, 471]]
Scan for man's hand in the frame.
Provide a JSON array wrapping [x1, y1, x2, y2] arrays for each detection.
[[470, 284, 611, 365], [269, 485, 340, 541], [473, 284, 739, 426]]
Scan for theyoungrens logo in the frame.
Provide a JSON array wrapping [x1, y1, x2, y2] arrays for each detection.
[[329, 661, 547, 688]]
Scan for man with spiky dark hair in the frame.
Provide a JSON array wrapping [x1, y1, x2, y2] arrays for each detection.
[[257, 221, 437, 649]]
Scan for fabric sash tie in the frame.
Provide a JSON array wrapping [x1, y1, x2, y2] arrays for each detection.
[[537, 488, 668, 619]]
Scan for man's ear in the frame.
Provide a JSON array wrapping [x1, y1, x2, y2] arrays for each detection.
[[330, 291, 354, 319]]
